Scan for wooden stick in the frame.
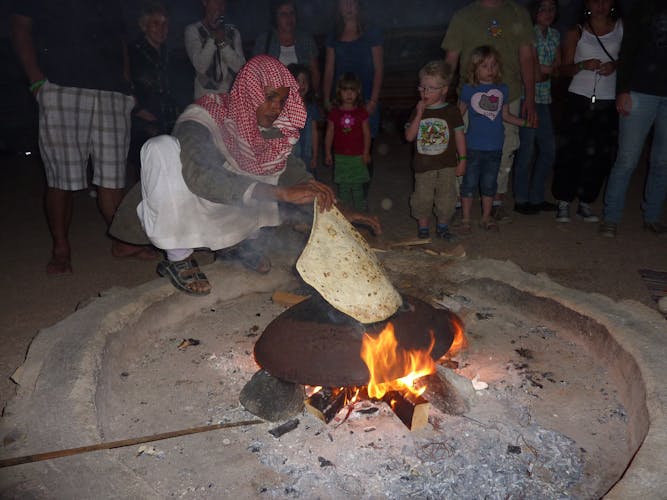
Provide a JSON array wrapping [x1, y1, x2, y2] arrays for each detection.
[[305, 389, 348, 423], [390, 238, 432, 248], [383, 391, 430, 431], [0, 419, 263, 468], [271, 290, 310, 307]]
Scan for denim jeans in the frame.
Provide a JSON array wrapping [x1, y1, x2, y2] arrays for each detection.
[[460, 149, 502, 198], [513, 103, 555, 204], [603, 91, 667, 224]]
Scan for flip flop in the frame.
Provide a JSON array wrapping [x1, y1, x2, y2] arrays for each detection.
[[46, 255, 73, 276], [112, 243, 160, 261], [156, 258, 211, 296]]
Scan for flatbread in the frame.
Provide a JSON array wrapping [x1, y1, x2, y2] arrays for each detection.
[[296, 201, 402, 324]]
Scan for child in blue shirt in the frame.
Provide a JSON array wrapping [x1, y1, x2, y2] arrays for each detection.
[[459, 45, 527, 231]]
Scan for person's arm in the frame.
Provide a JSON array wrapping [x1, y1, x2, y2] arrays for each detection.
[[519, 42, 537, 126], [184, 24, 217, 74], [502, 103, 526, 127], [444, 49, 460, 74], [366, 45, 383, 115], [324, 118, 334, 165], [323, 46, 335, 110], [458, 101, 467, 118], [10, 14, 45, 93], [404, 104, 423, 142], [221, 27, 245, 73], [362, 119, 371, 164], [309, 55, 321, 96], [454, 127, 466, 177], [310, 119, 319, 169]]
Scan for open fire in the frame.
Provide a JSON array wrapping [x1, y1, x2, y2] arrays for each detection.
[[305, 319, 467, 430]]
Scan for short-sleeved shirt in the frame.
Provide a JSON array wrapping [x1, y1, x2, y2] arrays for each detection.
[[534, 25, 560, 104], [408, 103, 464, 173], [461, 82, 509, 151], [326, 26, 383, 104], [253, 29, 319, 66], [328, 106, 369, 156], [11, 0, 130, 93], [441, 0, 534, 102]]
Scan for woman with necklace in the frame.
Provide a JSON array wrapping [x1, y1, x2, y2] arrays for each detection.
[[253, 0, 320, 92], [551, 0, 623, 224]]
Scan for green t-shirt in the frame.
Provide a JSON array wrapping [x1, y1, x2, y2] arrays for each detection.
[[441, 0, 534, 101]]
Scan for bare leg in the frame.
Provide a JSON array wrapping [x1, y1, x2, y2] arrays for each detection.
[[418, 217, 429, 228], [481, 195, 494, 220], [98, 186, 158, 260], [45, 187, 74, 275], [461, 196, 473, 224]]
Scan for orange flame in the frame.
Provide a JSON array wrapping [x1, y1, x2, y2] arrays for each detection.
[[443, 317, 467, 359], [360, 322, 436, 399]]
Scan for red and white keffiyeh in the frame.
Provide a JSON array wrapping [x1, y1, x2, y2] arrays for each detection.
[[196, 55, 306, 176]]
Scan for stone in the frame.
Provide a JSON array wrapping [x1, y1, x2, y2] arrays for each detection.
[[239, 369, 304, 422]]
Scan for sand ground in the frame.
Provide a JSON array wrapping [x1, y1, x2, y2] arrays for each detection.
[[0, 127, 665, 413]]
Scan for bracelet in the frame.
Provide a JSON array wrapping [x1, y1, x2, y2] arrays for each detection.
[[458, 155, 467, 160], [577, 61, 584, 71], [29, 79, 46, 92]]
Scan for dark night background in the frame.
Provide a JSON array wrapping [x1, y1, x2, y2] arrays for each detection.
[[0, 0, 638, 153]]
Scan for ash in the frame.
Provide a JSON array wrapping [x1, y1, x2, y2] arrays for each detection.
[[243, 396, 583, 499]]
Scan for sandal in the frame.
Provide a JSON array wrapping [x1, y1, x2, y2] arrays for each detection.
[[479, 218, 499, 231], [458, 220, 472, 235], [157, 258, 211, 296], [216, 240, 271, 274]]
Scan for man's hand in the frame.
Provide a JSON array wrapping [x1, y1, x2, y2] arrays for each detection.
[[279, 180, 336, 211], [616, 92, 632, 117]]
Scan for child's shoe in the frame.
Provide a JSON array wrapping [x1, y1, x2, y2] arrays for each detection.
[[436, 224, 458, 242], [418, 227, 430, 239], [556, 201, 570, 223], [576, 202, 599, 222]]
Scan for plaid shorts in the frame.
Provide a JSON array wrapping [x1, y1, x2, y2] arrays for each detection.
[[36, 81, 134, 190]]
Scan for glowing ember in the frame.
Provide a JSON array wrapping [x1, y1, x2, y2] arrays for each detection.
[[360, 322, 436, 399]]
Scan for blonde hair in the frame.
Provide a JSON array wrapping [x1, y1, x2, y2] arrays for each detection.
[[418, 60, 454, 86], [466, 45, 503, 85], [334, 72, 364, 107]]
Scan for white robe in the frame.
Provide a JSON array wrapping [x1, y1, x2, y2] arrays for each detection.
[[136, 105, 282, 251]]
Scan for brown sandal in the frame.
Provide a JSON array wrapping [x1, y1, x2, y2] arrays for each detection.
[[157, 258, 211, 296]]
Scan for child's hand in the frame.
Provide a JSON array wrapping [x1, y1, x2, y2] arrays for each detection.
[[325, 154, 333, 166], [455, 159, 466, 177], [415, 99, 426, 115], [362, 152, 371, 165]]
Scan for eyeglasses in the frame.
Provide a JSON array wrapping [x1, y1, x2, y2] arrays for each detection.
[[417, 85, 444, 94]]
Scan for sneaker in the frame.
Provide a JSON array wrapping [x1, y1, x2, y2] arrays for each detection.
[[492, 205, 512, 223], [436, 224, 459, 242], [556, 201, 570, 223], [644, 221, 667, 236], [599, 221, 617, 238], [576, 202, 599, 222], [418, 227, 430, 239], [513, 202, 539, 215]]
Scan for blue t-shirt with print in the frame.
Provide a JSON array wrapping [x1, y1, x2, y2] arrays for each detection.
[[461, 82, 509, 151]]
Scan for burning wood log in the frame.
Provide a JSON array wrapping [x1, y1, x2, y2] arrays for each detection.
[[305, 388, 349, 424], [383, 391, 430, 431]]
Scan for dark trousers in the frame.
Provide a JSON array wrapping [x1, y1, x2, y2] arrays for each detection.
[[552, 93, 618, 203]]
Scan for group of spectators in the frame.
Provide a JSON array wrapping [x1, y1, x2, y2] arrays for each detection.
[[9, 0, 666, 296]]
